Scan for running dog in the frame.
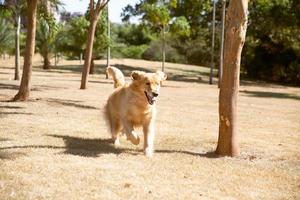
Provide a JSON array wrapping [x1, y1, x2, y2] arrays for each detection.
[[104, 68, 167, 157]]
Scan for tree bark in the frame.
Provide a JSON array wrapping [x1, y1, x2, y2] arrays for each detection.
[[80, 18, 97, 89], [106, 5, 110, 79], [14, 11, 21, 80], [80, 0, 109, 89], [218, 0, 226, 88], [216, 0, 248, 156], [89, 57, 95, 74], [209, 0, 216, 85], [13, 0, 38, 101], [43, 52, 50, 69], [161, 25, 166, 72]]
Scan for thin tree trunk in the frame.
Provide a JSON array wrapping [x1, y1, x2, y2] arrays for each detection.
[[161, 25, 166, 72], [218, 0, 226, 88], [43, 52, 50, 69], [216, 0, 248, 156], [55, 53, 57, 66], [80, 18, 98, 89], [13, 0, 38, 101], [14, 12, 21, 80], [209, 0, 216, 85], [89, 57, 95, 74], [106, 5, 110, 79]]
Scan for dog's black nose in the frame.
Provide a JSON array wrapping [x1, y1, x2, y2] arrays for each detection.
[[152, 92, 159, 97]]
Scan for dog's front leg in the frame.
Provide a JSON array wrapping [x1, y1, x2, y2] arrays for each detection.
[[143, 119, 155, 157], [122, 120, 140, 145]]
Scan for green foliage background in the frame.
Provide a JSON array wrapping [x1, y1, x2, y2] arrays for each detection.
[[0, 0, 299, 85]]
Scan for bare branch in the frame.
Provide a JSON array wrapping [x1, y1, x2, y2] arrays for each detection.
[[95, 0, 109, 14], [89, 0, 94, 17], [100, 0, 110, 10]]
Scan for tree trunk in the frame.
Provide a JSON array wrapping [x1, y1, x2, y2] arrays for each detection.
[[14, 12, 21, 80], [161, 25, 166, 72], [43, 51, 50, 69], [106, 5, 110, 79], [209, 0, 216, 85], [89, 57, 95, 74], [80, 18, 98, 89], [218, 0, 226, 88], [216, 0, 248, 156], [13, 0, 38, 101]]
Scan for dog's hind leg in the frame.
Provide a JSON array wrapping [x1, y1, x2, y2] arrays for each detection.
[[111, 119, 121, 146], [122, 120, 140, 145]]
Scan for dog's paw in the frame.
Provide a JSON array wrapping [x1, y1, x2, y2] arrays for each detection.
[[126, 132, 140, 145], [144, 147, 153, 158], [114, 138, 120, 147]]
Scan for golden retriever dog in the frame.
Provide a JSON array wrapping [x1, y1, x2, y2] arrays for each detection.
[[104, 69, 167, 157], [106, 66, 125, 88]]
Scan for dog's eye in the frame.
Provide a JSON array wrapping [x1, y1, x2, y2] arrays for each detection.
[[146, 82, 150, 86]]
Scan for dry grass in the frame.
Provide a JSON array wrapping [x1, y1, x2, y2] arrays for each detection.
[[0, 56, 299, 200]]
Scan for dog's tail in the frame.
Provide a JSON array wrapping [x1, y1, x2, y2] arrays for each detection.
[[106, 66, 125, 88]]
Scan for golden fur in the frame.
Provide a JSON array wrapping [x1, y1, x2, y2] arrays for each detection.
[[106, 66, 125, 88], [104, 69, 167, 157]]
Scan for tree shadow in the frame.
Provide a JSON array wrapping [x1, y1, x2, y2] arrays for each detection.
[[154, 149, 220, 158], [167, 73, 210, 84], [0, 134, 219, 159], [0, 112, 33, 117], [33, 63, 213, 84], [31, 85, 68, 92], [240, 90, 300, 101], [0, 83, 19, 90], [166, 66, 212, 77], [44, 98, 99, 110], [0, 137, 12, 142], [0, 151, 26, 160], [34, 65, 83, 74], [48, 134, 219, 158], [0, 105, 24, 109]]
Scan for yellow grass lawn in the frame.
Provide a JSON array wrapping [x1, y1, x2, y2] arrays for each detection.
[[0, 57, 299, 200]]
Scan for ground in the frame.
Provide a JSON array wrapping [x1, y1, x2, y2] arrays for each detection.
[[0, 57, 299, 200]]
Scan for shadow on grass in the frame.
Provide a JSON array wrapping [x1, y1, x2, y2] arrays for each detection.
[[0, 82, 67, 92], [42, 63, 210, 84], [31, 85, 68, 91], [240, 90, 300, 101], [1, 134, 218, 158], [0, 137, 12, 141], [0, 112, 33, 116], [0, 135, 122, 158], [0, 151, 26, 160], [45, 98, 99, 110], [155, 149, 219, 158], [0, 105, 24, 109], [0, 83, 19, 90], [48, 134, 123, 157]]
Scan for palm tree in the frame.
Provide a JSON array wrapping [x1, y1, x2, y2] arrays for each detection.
[[36, 17, 57, 69], [0, 18, 14, 55], [0, 0, 25, 80], [13, 0, 38, 101]]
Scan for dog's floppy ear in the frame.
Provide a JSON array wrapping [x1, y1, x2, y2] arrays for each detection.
[[131, 71, 145, 80], [156, 71, 167, 81]]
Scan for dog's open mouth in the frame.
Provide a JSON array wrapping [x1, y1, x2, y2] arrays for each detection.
[[144, 91, 156, 105]]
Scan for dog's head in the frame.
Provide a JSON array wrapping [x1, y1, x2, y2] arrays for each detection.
[[131, 70, 167, 105]]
